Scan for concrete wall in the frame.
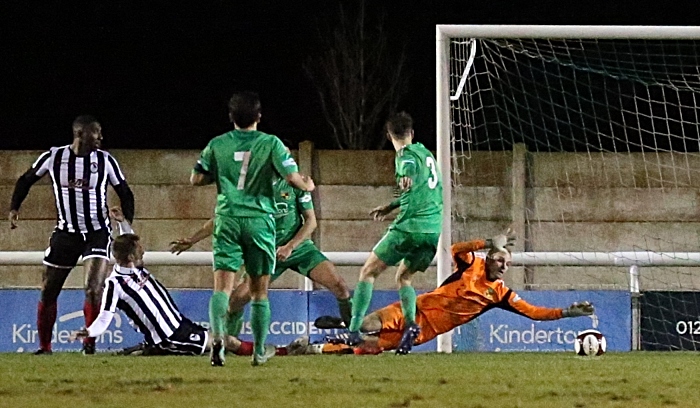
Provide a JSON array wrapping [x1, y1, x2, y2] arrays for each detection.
[[3, 145, 700, 291]]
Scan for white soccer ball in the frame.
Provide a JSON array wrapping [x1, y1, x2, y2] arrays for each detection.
[[574, 329, 606, 357]]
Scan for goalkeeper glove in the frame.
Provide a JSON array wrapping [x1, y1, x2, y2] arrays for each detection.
[[562, 301, 594, 317], [486, 228, 516, 252]]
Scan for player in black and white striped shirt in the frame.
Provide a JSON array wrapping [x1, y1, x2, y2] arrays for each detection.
[[71, 229, 210, 356], [8, 115, 135, 355]]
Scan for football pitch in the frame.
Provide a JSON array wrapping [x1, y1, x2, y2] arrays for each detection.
[[0, 351, 693, 408]]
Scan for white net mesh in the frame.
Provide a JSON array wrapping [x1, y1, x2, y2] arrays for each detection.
[[449, 37, 700, 350]]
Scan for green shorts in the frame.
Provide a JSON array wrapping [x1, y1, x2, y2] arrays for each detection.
[[271, 240, 328, 282], [372, 229, 440, 272], [212, 215, 276, 277]]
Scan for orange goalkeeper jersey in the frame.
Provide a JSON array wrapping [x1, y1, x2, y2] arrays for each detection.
[[375, 239, 563, 349]]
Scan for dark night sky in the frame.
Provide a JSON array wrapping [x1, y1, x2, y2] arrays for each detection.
[[2, 1, 695, 151]]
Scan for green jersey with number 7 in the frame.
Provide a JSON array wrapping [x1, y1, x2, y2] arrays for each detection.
[[391, 143, 443, 233], [196, 129, 299, 217]]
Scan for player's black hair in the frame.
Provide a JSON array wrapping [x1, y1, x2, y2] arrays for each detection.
[[228, 91, 261, 128], [112, 233, 141, 263], [72, 115, 99, 129], [385, 111, 413, 139]]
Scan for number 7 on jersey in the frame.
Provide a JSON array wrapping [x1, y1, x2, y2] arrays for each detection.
[[234, 151, 251, 190]]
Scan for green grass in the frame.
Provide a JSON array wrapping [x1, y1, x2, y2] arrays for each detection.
[[0, 352, 696, 408]]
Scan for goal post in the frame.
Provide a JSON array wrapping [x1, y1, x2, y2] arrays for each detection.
[[436, 25, 700, 353]]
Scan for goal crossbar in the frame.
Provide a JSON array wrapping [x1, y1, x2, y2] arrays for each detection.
[[437, 25, 700, 40]]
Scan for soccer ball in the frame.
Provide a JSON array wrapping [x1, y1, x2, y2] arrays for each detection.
[[574, 329, 606, 356]]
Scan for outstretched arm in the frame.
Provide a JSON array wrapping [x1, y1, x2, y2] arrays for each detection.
[[501, 291, 594, 320], [170, 218, 214, 255], [500, 291, 564, 320], [70, 279, 119, 341], [70, 310, 115, 340], [451, 230, 516, 264]]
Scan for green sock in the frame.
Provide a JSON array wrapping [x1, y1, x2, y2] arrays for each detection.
[[225, 309, 244, 337], [337, 297, 352, 328], [349, 281, 373, 332], [209, 291, 229, 339], [250, 300, 271, 356], [399, 286, 417, 325]]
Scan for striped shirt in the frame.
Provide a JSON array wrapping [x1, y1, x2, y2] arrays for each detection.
[[30, 145, 127, 233], [101, 265, 183, 345]]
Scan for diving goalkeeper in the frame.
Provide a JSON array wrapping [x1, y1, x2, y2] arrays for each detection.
[[318, 231, 595, 354]]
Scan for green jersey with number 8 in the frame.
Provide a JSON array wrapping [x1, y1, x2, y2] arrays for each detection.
[[196, 129, 299, 217], [391, 143, 443, 233]]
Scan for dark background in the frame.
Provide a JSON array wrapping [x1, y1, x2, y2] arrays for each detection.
[[2, 1, 694, 151]]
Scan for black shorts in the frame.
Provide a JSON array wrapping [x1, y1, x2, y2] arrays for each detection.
[[152, 319, 209, 356], [43, 229, 112, 269]]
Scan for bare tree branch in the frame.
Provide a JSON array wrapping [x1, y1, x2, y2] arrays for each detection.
[[303, 0, 409, 149]]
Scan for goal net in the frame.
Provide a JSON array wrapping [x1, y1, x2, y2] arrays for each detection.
[[438, 26, 700, 352]]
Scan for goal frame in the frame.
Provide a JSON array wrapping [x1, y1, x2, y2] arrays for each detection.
[[435, 25, 700, 352]]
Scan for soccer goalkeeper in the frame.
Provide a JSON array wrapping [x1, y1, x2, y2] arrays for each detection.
[[319, 231, 595, 354]]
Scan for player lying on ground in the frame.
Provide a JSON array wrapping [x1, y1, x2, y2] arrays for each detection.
[[319, 232, 595, 354], [69, 208, 277, 359]]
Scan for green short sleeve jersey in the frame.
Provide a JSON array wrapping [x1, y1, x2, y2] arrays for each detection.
[[273, 178, 314, 246], [391, 143, 443, 233], [195, 130, 299, 217]]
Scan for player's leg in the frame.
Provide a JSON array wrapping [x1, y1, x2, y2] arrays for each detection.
[[82, 258, 109, 354], [37, 266, 71, 354], [248, 274, 273, 365], [224, 259, 284, 338], [225, 274, 250, 338], [349, 230, 406, 334], [323, 312, 388, 353], [290, 241, 353, 327], [38, 230, 82, 354], [209, 215, 244, 366], [395, 263, 418, 327], [308, 260, 352, 327], [243, 216, 277, 366], [155, 318, 209, 356], [394, 263, 421, 355], [81, 229, 112, 354], [212, 271, 237, 337], [224, 258, 286, 339], [393, 232, 439, 355], [210, 270, 236, 366], [348, 253, 387, 334]]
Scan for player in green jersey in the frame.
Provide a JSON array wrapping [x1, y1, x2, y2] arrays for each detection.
[[190, 91, 315, 367], [346, 112, 443, 355], [170, 175, 352, 337]]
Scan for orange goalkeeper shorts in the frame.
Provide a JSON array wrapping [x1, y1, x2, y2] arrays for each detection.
[[373, 303, 437, 350]]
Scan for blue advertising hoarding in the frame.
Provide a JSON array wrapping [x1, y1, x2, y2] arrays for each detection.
[[452, 290, 631, 352], [0, 289, 310, 353], [0, 289, 630, 353]]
